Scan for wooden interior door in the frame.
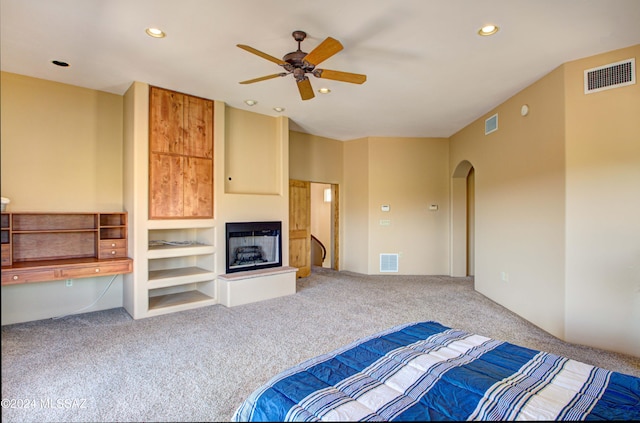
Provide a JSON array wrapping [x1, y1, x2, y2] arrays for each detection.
[[289, 179, 311, 278]]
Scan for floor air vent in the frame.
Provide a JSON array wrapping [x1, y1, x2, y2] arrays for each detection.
[[584, 58, 635, 94], [380, 254, 399, 272]]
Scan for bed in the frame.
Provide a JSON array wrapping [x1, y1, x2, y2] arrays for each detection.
[[232, 321, 640, 421]]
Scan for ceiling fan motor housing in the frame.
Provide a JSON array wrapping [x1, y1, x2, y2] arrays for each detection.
[[283, 50, 315, 79]]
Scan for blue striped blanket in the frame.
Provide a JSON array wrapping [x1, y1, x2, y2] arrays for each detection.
[[233, 321, 640, 421]]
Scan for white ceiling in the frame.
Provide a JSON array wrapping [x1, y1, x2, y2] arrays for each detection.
[[2, 0, 639, 141]]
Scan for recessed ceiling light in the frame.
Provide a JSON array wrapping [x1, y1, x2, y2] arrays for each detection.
[[273, 107, 285, 113], [145, 27, 166, 38], [244, 99, 257, 106], [318, 88, 331, 94], [51, 60, 70, 67], [478, 24, 499, 36]]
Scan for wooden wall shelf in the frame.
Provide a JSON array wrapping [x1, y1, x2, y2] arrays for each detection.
[[1, 212, 132, 285]]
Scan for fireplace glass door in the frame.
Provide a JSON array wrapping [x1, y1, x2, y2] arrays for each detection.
[[226, 221, 282, 273]]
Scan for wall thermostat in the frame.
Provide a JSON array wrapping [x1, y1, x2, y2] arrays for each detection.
[[381, 205, 390, 212]]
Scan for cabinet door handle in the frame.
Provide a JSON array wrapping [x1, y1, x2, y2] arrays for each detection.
[[12, 275, 18, 280], [95, 268, 100, 273], [111, 243, 116, 247], [111, 250, 116, 255]]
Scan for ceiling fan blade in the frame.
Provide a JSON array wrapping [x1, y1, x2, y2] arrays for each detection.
[[302, 37, 343, 66], [237, 44, 286, 65], [239, 73, 288, 84], [314, 69, 367, 84], [297, 77, 315, 100]]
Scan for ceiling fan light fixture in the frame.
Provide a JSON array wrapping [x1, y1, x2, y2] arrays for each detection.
[[145, 27, 166, 38], [318, 87, 331, 94], [244, 99, 257, 106], [478, 24, 499, 36]]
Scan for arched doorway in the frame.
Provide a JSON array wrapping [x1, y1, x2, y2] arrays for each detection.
[[451, 160, 475, 277]]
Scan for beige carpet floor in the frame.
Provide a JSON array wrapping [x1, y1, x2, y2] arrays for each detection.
[[2, 267, 638, 422]]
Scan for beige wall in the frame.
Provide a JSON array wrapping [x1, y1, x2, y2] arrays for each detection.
[[289, 131, 343, 184], [367, 137, 450, 275], [449, 65, 567, 339], [1, 72, 125, 324], [449, 45, 640, 357], [343, 138, 370, 273], [225, 108, 283, 195], [1, 72, 123, 211], [563, 45, 640, 356], [122, 81, 150, 317], [339, 136, 450, 275]]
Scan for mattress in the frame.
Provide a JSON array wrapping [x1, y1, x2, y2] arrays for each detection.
[[233, 321, 640, 421]]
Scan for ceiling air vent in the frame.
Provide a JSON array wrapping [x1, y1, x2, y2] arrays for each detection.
[[584, 58, 635, 94], [380, 253, 399, 272]]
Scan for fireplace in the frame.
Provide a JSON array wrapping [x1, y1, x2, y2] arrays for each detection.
[[225, 221, 282, 274]]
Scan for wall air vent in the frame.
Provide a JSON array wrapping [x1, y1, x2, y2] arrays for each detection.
[[380, 253, 399, 272], [584, 58, 635, 94], [485, 113, 498, 135]]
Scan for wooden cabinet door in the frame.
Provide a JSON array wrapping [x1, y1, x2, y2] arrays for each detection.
[[149, 87, 184, 155], [149, 153, 184, 218], [289, 179, 311, 278], [183, 157, 213, 218], [184, 95, 213, 158]]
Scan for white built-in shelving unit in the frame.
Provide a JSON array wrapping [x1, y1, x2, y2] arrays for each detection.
[[146, 219, 217, 314]]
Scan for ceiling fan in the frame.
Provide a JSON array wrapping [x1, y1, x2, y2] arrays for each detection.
[[237, 30, 367, 100]]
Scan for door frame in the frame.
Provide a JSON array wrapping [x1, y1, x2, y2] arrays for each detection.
[[451, 160, 474, 277], [290, 179, 340, 274]]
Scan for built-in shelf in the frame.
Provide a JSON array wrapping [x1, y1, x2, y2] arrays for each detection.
[[147, 243, 215, 259], [148, 266, 216, 289], [148, 290, 215, 311]]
